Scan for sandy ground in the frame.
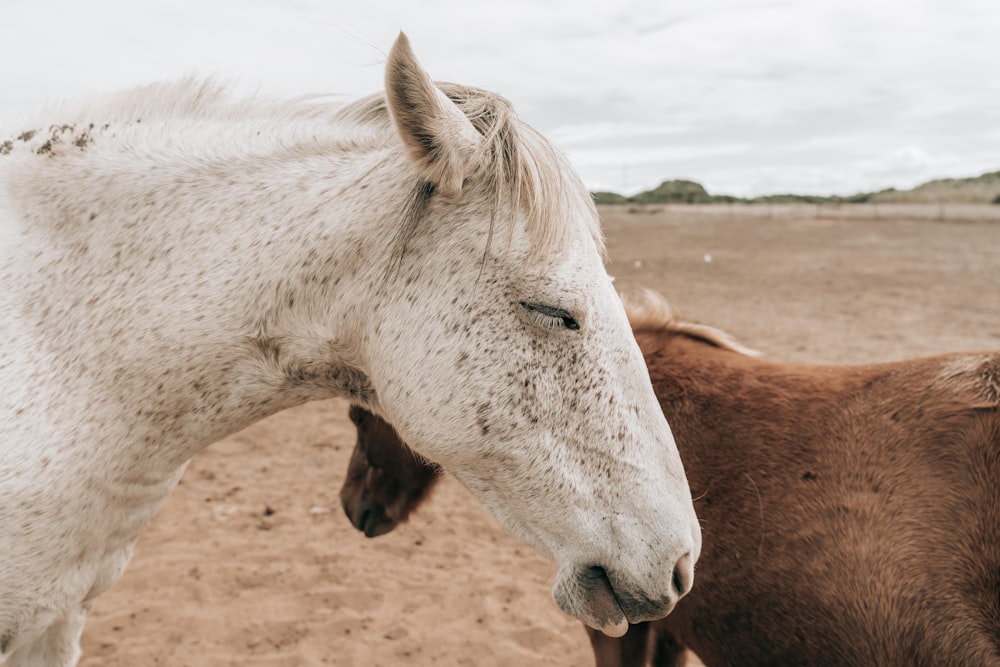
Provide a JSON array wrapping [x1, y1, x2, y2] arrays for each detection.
[[79, 206, 1000, 666]]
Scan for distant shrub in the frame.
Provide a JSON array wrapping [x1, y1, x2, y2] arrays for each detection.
[[592, 191, 628, 205], [589, 170, 1000, 206], [630, 180, 711, 204]]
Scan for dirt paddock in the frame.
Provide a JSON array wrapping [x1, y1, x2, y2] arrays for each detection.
[[79, 205, 1000, 666]]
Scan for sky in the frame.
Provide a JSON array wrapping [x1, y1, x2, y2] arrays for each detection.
[[2, 0, 998, 197]]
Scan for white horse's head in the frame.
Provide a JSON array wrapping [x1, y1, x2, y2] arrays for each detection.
[[342, 34, 700, 635]]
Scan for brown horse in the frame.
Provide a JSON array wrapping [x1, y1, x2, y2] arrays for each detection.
[[340, 404, 442, 538], [339, 292, 1000, 666]]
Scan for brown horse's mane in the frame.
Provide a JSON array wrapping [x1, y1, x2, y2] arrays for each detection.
[[623, 288, 761, 358]]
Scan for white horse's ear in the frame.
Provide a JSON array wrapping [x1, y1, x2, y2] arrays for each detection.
[[385, 32, 482, 199]]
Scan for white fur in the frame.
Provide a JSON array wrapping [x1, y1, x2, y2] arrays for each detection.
[[0, 34, 698, 664]]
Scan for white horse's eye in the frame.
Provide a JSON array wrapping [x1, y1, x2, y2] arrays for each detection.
[[520, 302, 580, 331]]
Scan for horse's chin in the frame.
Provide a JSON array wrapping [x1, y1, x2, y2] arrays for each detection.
[[552, 565, 629, 637]]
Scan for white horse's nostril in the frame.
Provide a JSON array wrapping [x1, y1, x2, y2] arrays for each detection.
[[672, 552, 695, 598]]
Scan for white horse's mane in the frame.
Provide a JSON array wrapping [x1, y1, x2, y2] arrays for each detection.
[[3, 77, 602, 258], [4, 78, 347, 130]]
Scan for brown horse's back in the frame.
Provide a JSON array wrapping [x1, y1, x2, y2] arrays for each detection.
[[337, 311, 1000, 666], [635, 327, 1000, 666]]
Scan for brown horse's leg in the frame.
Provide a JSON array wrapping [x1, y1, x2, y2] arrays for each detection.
[[649, 626, 687, 667], [586, 622, 652, 667]]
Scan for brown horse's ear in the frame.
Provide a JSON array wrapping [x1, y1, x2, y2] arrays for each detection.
[[385, 32, 482, 199]]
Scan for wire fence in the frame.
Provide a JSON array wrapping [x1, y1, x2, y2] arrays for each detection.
[[608, 202, 1000, 222]]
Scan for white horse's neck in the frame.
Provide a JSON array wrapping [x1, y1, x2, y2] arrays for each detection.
[[2, 91, 411, 472], [1, 82, 472, 647]]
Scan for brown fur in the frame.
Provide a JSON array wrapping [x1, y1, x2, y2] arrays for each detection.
[[340, 405, 442, 538], [339, 298, 1000, 666]]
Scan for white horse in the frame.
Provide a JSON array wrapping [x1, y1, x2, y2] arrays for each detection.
[[0, 34, 700, 665]]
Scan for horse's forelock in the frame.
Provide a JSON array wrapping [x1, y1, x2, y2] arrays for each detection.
[[452, 86, 603, 258], [341, 82, 604, 260]]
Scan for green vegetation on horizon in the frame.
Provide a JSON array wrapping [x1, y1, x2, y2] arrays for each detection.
[[593, 170, 1000, 206]]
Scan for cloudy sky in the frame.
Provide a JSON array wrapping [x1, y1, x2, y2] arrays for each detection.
[[2, 0, 998, 197]]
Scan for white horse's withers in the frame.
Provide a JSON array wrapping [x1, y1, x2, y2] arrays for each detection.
[[0, 34, 699, 665]]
